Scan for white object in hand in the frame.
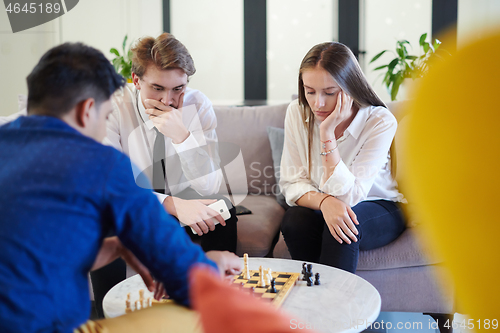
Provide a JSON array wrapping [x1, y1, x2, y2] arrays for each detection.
[[191, 199, 231, 234]]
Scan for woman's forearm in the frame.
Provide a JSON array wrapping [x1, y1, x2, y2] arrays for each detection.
[[296, 191, 331, 210]]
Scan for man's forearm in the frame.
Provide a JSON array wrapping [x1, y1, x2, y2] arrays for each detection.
[[162, 196, 178, 217], [91, 236, 120, 271]]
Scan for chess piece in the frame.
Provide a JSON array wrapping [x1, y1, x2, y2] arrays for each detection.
[[135, 300, 141, 311], [125, 293, 132, 313], [146, 297, 152, 307], [257, 265, 266, 287], [306, 264, 314, 286], [125, 300, 132, 313], [264, 268, 271, 286], [138, 289, 145, 308], [307, 274, 313, 286], [267, 268, 273, 282], [243, 253, 251, 279], [269, 278, 277, 293], [314, 273, 321, 285], [302, 263, 307, 281]]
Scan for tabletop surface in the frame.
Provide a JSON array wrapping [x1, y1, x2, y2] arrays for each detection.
[[103, 257, 381, 333]]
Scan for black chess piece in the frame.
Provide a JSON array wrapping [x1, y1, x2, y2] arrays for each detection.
[[302, 263, 307, 281], [306, 264, 314, 286], [269, 278, 277, 293], [306, 273, 313, 286], [314, 273, 320, 285]]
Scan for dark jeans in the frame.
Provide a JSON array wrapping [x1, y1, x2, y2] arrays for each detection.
[[90, 188, 238, 318], [281, 200, 406, 273], [89, 258, 126, 318]]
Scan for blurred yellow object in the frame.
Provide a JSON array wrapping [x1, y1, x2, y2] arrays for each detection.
[[74, 303, 202, 333], [403, 30, 500, 330]]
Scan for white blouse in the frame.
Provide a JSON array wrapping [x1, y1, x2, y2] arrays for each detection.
[[280, 99, 404, 207]]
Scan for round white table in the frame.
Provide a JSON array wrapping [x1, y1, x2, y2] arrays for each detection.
[[103, 258, 381, 333]]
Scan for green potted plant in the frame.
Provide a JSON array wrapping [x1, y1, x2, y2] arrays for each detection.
[[369, 33, 442, 101], [110, 35, 133, 83]]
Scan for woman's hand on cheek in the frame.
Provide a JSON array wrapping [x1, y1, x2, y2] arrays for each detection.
[[320, 91, 354, 134]]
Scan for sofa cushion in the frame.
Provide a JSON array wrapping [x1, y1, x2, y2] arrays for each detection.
[[272, 232, 291, 259], [233, 194, 284, 257], [358, 225, 442, 270], [266, 126, 289, 210], [214, 104, 288, 195], [356, 265, 454, 313]]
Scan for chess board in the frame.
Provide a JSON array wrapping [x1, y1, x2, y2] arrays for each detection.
[[232, 270, 300, 307]]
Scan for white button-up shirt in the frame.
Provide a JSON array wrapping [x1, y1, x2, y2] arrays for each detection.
[[104, 84, 223, 203], [280, 99, 404, 207]]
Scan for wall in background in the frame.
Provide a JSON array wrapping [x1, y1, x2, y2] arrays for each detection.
[[170, 0, 244, 105], [457, 0, 500, 48], [0, 0, 162, 116], [60, 0, 162, 59], [362, 0, 500, 103], [0, 9, 59, 116], [2, 0, 500, 117], [267, 0, 337, 103], [361, 0, 433, 103]]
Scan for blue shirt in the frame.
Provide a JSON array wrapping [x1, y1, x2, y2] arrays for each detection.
[[0, 116, 217, 333]]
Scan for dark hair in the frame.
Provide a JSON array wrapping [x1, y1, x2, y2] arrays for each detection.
[[298, 42, 387, 176], [27, 42, 125, 117], [131, 33, 196, 78]]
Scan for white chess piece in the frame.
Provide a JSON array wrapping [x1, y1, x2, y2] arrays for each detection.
[[125, 293, 132, 313], [264, 268, 271, 286], [258, 265, 266, 287], [243, 253, 251, 279], [125, 300, 132, 313]]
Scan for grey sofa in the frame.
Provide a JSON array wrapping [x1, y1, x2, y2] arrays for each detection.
[[213, 101, 455, 316]]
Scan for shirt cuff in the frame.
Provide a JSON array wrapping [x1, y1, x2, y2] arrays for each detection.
[[171, 132, 199, 153], [284, 182, 320, 207], [153, 191, 169, 204], [319, 161, 356, 196]]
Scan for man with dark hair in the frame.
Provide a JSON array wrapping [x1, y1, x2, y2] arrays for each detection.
[[0, 42, 241, 333]]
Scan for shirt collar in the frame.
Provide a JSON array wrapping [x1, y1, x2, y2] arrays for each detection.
[[308, 106, 370, 140], [7, 115, 80, 135], [136, 90, 155, 131], [345, 106, 370, 140]]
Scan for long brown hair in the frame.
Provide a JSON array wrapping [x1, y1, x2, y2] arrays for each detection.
[[298, 42, 388, 176]]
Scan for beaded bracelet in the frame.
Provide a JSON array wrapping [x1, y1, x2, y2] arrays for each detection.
[[321, 139, 335, 150], [319, 145, 338, 156]]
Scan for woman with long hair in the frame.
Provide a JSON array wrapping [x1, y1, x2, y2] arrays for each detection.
[[280, 42, 406, 273]]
